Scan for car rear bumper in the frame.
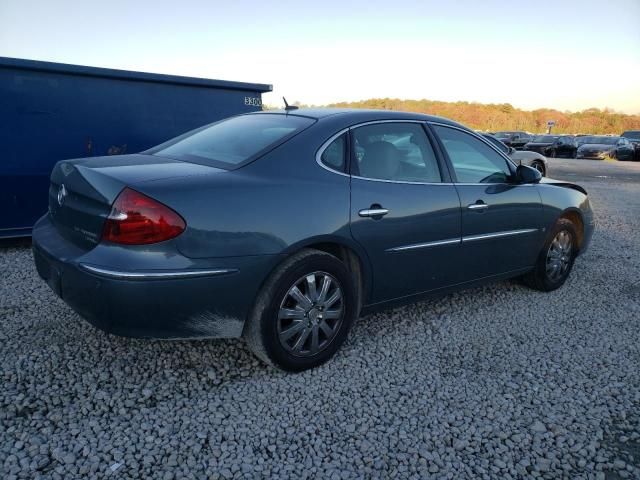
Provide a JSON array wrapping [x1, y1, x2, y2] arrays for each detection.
[[32, 215, 282, 339]]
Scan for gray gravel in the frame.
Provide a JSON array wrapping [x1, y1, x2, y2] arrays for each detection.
[[1, 159, 640, 479]]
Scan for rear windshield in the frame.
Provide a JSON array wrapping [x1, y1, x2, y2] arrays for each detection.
[[150, 114, 314, 169]]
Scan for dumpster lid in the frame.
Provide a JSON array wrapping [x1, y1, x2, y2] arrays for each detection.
[[0, 56, 273, 93]]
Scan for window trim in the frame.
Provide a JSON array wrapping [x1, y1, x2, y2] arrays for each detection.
[[315, 120, 452, 185], [316, 129, 351, 176], [427, 122, 518, 184]]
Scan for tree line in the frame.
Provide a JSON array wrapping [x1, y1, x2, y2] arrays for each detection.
[[318, 98, 640, 134]]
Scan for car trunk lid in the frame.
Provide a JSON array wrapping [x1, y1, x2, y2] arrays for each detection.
[[48, 153, 219, 249]]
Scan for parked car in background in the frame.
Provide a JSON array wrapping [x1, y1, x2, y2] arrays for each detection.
[[32, 109, 595, 371], [576, 136, 636, 161], [482, 134, 548, 176], [621, 130, 640, 161], [494, 131, 533, 150], [524, 135, 577, 158]]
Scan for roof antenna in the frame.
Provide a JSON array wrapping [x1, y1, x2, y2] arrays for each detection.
[[283, 96, 298, 111]]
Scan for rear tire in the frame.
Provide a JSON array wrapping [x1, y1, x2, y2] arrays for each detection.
[[523, 219, 578, 292], [244, 249, 358, 371]]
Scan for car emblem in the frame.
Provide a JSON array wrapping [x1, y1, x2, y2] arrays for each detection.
[[57, 184, 67, 206]]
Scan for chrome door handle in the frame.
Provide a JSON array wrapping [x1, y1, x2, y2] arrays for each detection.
[[359, 208, 389, 217], [467, 203, 489, 210]]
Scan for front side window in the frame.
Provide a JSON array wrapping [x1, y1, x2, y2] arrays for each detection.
[[433, 125, 512, 184], [351, 123, 441, 183], [151, 114, 314, 169], [320, 133, 347, 172]]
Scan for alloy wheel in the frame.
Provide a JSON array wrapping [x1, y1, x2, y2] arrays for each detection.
[[532, 162, 545, 175], [546, 230, 573, 281], [277, 271, 344, 357]]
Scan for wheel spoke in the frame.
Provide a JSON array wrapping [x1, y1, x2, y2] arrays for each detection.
[[319, 320, 333, 337], [280, 321, 307, 341], [317, 275, 332, 303], [289, 286, 313, 310], [323, 309, 341, 320], [324, 289, 342, 309], [278, 308, 305, 320], [293, 327, 311, 352], [310, 325, 320, 353], [306, 274, 318, 302]]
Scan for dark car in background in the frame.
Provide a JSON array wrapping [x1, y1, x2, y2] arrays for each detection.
[[494, 131, 533, 150], [32, 109, 594, 371], [576, 136, 636, 161], [482, 134, 548, 176], [621, 130, 640, 161], [524, 135, 577, 158]]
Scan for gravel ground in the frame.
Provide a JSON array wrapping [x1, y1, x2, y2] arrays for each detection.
[[1, 159, 639, 479]]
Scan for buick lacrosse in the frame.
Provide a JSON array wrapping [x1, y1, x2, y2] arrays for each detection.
[[33, 109, 594, 371]]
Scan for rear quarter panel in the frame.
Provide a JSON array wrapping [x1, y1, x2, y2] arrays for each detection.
[[133, 125, 353, 260]]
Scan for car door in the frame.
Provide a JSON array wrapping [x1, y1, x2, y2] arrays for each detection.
[[346, 121, 462, 303], [618, 138, 634, 160], [430, 123, 545, 281]]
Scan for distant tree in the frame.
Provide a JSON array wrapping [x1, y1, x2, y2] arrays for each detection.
[[327, 98, 640, 134]]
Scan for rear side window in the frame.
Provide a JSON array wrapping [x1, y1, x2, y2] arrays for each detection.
[[433, 125, 512, 184], [320, 134, 347, 172], [151, 114, 314, 169], [351, 123, 441, 183]]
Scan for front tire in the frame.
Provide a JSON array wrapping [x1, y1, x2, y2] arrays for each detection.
[[523, 219, 578, 292], [244, 249, 358, 371]]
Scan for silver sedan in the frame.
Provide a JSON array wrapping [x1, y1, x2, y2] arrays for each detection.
[[483, 134, 548, 176]]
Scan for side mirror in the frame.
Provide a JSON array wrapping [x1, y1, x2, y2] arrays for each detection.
[[508, 146, 515, 154], [516, 164, 542, 184]]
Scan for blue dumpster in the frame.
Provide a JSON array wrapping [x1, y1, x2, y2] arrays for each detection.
[[0, 57, 272, 238]]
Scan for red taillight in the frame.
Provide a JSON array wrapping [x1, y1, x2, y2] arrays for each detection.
[[102, 188, 186, 245]]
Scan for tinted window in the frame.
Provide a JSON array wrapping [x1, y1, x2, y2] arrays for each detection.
[[622, 131, 640, 140], [533, 135, 559, 142], [320, 134, 347, 172], [433, 125, 512, 184], [483, 135, 510, 154], [152, 114, 314, 169], [352, 123, 441, 183]]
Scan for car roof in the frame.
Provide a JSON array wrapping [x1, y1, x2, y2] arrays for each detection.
[[254, 107, 460, 125]]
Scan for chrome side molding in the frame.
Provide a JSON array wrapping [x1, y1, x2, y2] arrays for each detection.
[[386, 238, 461, 252], [79, 264, 238, 280], [387, 228, 538, 252], [461, 228, 538, 243]]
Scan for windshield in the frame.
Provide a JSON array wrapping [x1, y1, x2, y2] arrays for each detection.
[[622, 131, 640, 140], [532, 135, 559, 143], [151, 114, 314, 168], [580, 136, 618, 145]]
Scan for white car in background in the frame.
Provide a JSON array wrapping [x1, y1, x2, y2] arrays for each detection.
[[482, 133, 548, 176]]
